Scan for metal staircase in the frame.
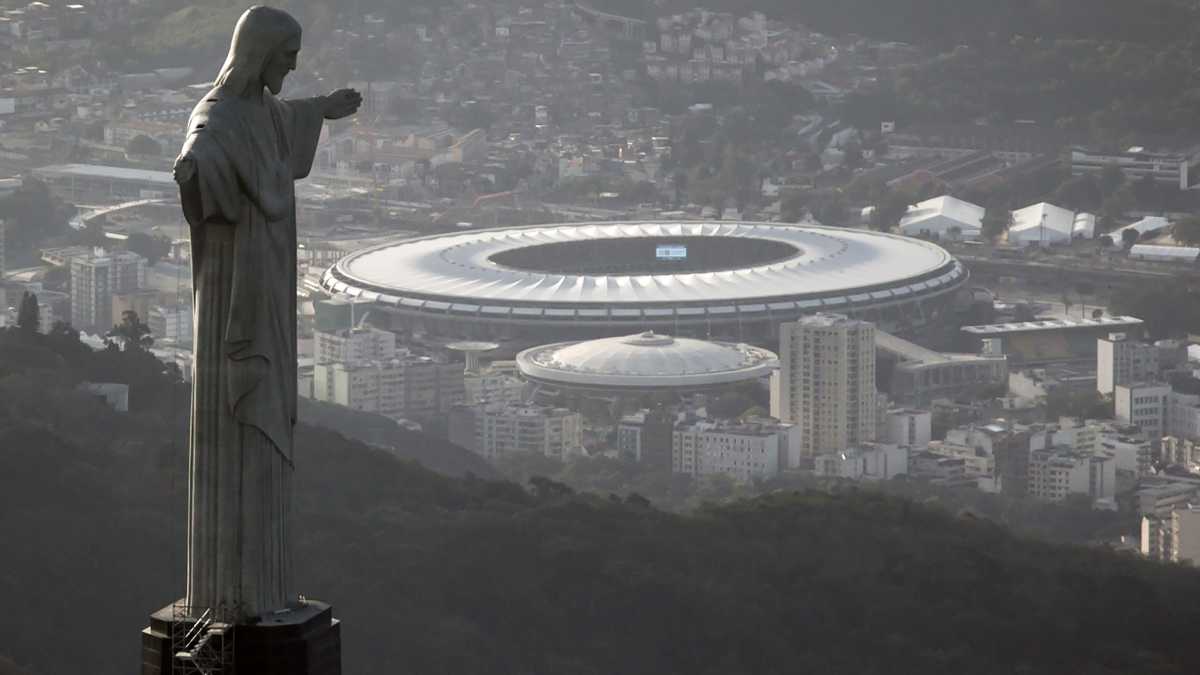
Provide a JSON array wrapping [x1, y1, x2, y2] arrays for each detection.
[[171, 606, 234, 675]]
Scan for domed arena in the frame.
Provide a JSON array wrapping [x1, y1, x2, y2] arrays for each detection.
[[320, 221, 968, 346], [517, 331, 778, 395]]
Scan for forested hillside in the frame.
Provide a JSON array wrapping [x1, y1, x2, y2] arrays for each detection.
[[3, 326, 1200, 674]]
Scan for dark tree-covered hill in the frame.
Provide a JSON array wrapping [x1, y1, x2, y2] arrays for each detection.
[[3, 326, 1200, 674]]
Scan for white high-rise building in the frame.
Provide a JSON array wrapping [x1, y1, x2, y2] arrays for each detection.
[[314, 326, 397, 365], [450, 404, 583, 461], [1027, 448, 1116, 503], [1097, 333, 1156, 395], [1168, 391, 1200, 441], [0, 218, 6, 280], [312, 357, 464, 421], [1142, 505, 1200, 564], [814, 443, 909, 481], [884, 408, 932, 449], [771, 314, 877, 459], [463, 360, 527, 406], [69, 248, 146, 331], [1114, 382, 1172, 440], [149, 304, 193, 345], [672, 419, 798, 481]]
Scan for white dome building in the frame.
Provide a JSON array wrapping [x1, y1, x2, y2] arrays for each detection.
[[516, 331, 778, 395]]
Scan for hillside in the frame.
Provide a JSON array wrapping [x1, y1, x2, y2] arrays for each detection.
[[297, 396, 499, 479], [3, 325, 1200, 674]]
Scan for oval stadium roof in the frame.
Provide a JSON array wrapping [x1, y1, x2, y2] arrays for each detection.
[[322, 221, 963, 316]]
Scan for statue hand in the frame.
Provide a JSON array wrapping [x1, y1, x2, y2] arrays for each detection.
[[173, 154, 196, 184], [322, 89, 362, 120]]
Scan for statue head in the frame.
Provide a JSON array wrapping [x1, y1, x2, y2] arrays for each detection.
[[214, 6, 302, 97]]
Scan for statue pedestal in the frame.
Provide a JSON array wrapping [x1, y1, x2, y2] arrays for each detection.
[[141, 599, 341, 675]]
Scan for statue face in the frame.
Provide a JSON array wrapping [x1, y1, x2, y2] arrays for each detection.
[[262, 34, 301, 95]]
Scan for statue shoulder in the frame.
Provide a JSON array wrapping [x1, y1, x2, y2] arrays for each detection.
[[186, 90, 254, 136]]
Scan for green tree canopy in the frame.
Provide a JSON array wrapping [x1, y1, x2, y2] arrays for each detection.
[[105, 310, 153, 352], [125, 232, 171, 266], [125, 134, 162, 157], [981, 207, 1013, 242], [16, 292, 39, 334], [1171, 215, 1200, 246]]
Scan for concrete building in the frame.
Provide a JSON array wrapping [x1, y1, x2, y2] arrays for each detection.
[[1137, 480, 1200, 519], [963, 316, 1144, 367], [69, 248, 146, 331], [32, 163, 175, 203], [883, 409, 932, 449], [1115, 382, 1172, 440], [876, 330, 1007, 407], [909, 451, 971, 486], [1070, 146, 1200, 190], [771, 314, 877, 459], [1027, 447, 1115, 503], [0, 219, 5, 279], [672, 419, 798, 481], [1142, 506, 1200, 564], [312, 356, 464, 422], [1162, 436, 1200, 472], [463, 361, 528, 406], [1097, 333, 1157, 395], [450, 403, 583, 461], [111, 289, 159, 326], [1098, 427, 1153, 477], [314, 326, 397, 365], [148, 304, 193, 345], [617, 408, 675, 469], [814, 443, 908, 481]]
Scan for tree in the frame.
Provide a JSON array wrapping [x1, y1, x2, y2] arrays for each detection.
[[1046, 388, 1112, 421], [671, 169, 688, 207], [1133, 173, 1164, 211], [125, 134, 162, 157], [125, 232, 171, 266], [1100, 185, 1135, 230], [1171, 215, 1200, 246], [1121, 227, 1140, 249], [1052, 175, 1102, 212], [106, 310, 153, 352], [981, 207, 1013, 242], [16, 292, 39, 333], [869, 190, 911, 232], [1098, 163, 1126, 195], [0, 178, 69, 253]]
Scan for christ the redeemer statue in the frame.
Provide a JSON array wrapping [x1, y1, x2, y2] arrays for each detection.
[[173, 5, 360, 621]]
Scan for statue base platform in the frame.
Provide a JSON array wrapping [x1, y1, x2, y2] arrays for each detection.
[[141, 599, 341, 675]]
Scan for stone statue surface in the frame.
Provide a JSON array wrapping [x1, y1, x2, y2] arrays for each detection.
[[173, 5, 360, 620]]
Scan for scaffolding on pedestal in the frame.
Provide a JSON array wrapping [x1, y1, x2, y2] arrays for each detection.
[[170, 604, 234, 675]]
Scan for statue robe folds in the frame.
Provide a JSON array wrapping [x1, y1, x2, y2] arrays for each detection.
[[176, 90, 323, 619]]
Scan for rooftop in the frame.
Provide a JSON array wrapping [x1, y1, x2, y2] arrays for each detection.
[[324, 221, 964, 310], [517, 331, 778, 389], [32, 163, 175, 185], [963, 316, 1143, 335]]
